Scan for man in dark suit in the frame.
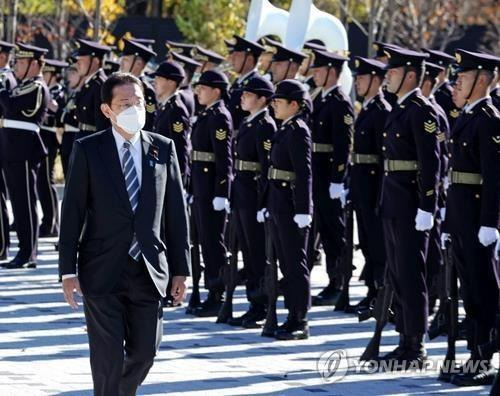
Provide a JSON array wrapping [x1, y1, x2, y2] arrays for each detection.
[[59, 73, 190, 395]]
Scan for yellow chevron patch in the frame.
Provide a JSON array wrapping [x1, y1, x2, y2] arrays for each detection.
[[172, 121, 184, 133], [263, 140, 272, 151], [338, 164, 345, 172], [215, 129, 227, 141], [424, 120, 437, 133], [493, 136, 500, 145], [449, 109, 460, 118], [437, 132, 445, 143], [344, 114, 353, 125], [146, 103, 155, 113], [426, 190, 434, 196]]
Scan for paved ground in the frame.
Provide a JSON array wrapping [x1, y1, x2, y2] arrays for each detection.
[[0, 199, 496, 395]]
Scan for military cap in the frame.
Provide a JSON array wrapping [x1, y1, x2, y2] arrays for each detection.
[[166, 41, 195, 57], [153, 60, 186, 82], [454, 49, 500, 72], [0, 40, 15, 54], [421, 48, 455, 67], [15, 42, 48, 60], [384, 46, 428, 69], [310, 49, 348, 69], [423, 61, 444, 79], [194, 69, 229, 89], [75, 39, 111, 58], [103, 59, 120, 75], [226, 35, 265, 57], [122, 38, 157, 63], [267, 39, 306, 64], [194, 46, 225, 65], [131, 38, 155, 49], [303, 39, 326, 52], [42, 59, 69, 74], [272, 79, 308, 102], [171, 51, 201, 73], [352, 56, 386, 76], [241, 75, 274, 98]]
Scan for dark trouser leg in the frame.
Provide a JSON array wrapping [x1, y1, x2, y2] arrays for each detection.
[[0, 167, 9, 257], [37, 132, 60, 235], [383, 218, 429, 336], [4, 161, 38, 262], [271, 212, 310, 320], [235, 209, 266, 303], [61, 132, 77, 179], [193, 198, 227, 291], [426, 217, 442, 303]]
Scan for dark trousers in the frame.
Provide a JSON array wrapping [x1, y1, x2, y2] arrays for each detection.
[[354, 202, 386, 292], [234, 208, 266, 303], [451, 229, 498, 352], [193, 198, 227, 291], [83, 257, 163, 396], [37, 130, 60, 234], [61, 131, 78, 179], [0, 167, 9, 256], [4, 161, 39, 262], [426, 217, 443, 300], [308, 185, 344, 279], [271, 212, 310, 320], [382, 217, 429, 336]]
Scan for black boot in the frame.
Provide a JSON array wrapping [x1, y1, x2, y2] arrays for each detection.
[[193, 291, 223, 317], [311, 282, 341, 306], [3, 257, 36, 269], [380, 334, 407, 362], [490, 369, 500, 395], [451, 359, 496, 387], [275, 317, 309, 341], [396, 335, 427, 370], [227, 303, 266, 328]]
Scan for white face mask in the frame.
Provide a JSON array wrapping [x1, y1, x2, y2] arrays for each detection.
[[113, 105, 146, 135]]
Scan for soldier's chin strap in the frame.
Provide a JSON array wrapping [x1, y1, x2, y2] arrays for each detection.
[[237, 52, 250, 75], [394, 66, 409, 96], [321, 66, 332, 89], [128, 55, 138, 75], [83, 56, 96, 82], [19, 59, 34, 82], [465, 69, 481, 104], [361, 74, 375, 98]]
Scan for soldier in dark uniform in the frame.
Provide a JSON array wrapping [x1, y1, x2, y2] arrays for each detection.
[[171, 51, 201, 119], [37, 59, 68, 238], [119, 39, 157, 131], [225, 35, 265, 129], [490, 81, 499, 110], [74, 39, 111, 138], [193, 46, 225, 72], [60, 59, 83, 177], [189, 70, 233, 317], [373, 42, 399, 107], [422, 48, 461, 127], [267, 40, 306, 84], [0, 43, 50, 269], [0, 40, 16, 262], [103, 59, 120, 76], [442, 50, 499, 387], [300, 41, 326, 97], [420, 61, 451, 314], [152, 61, 191, 185], [350, 56, 390, 309], [227, 76, 276, 328], [307, 49, 353, 306], [166, 41, 196, 58], [263, 80, 312, 340], [378, 47, 441, 367]]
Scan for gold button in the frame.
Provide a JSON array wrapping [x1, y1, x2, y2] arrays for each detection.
[[384, 172, 388, 176], [450, 139, 454, 143], [319, 121, 323, 125], [448, 154, 452, 158], [329, 158, 333, 162], [383, 132, 387, 137], [411, 180, 416, 184], [203, 168, 208, 173], [370, 170, 375, 175], [462, 142, 467, 147], [475, 194, 480, 199], [85, 84, 89, 88], [396, 133, 400, 138], [248, 123, 252, 127], [281, 182, 287, 187], [83, 106, 86, 110], [382, 146, 386, 151]]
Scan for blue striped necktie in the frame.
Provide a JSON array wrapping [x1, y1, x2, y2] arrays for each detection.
[[121, 141, 141, 261]]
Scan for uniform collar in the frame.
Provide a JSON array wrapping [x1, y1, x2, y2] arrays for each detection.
[[237, 68, 257, 84], [465, 95, 490, 114], [362, 90, 380, 109], [245, 107, 267, 122], [206, 99, 222, 110], [322, 84, 339, 98], [431, 80, 447, 95], [84, 69, 101, 85], [397, 88, 419, 105], [282, 113, 299, 127], [159, 90, 178, 107]]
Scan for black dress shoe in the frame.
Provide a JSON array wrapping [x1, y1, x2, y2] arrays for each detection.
[[311, 283, 341, 306], [3, 258, 37, 269], [163, 296, 182, 308], [193, 292, 223, 317], [451, 366, 496, 387], [39, 230, 58, 238], [227, 304, 266, 327], [380, 334, 407, 362], [490, 369, 500, 395], [275, 319, 309, 340], [383, 335, 427, 370]]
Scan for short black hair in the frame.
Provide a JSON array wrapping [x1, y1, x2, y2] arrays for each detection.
[[101, 72, 144, 105]]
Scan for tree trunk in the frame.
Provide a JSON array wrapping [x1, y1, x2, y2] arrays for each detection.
[[93, 0, 101, 40], [7, 0, 18, 43]]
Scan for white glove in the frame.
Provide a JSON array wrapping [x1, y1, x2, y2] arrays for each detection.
[[329, 183, 344, 200], [441, 232, 450, 250], [340, 188, 349, 209], [415, 209, 434, 231], [293, 214, 312, 229], [212, 197, 230, 213], [443, 176, 450, 191], [257, 208, 268, 223], [439, 207, 446, 221], [478, 226, 499, 247]]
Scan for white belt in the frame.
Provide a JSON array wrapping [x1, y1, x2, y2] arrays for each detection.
[[41, 125, 57, 133], [64, 124, 79, 133], [0, 118, 40, 132]]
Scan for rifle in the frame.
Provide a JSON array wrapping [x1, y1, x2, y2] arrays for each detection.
[[261, 220, 278, 337], [334, 200, 354, 312], [185, 204, 203, 315], [428, 261, 448, 339], [360, 274, 394, 361], [216, 214, 239, 323]]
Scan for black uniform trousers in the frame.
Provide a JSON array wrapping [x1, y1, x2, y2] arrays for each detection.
[[308, 182, 344, 279], [426, 217, 443, 300], [0, 167, 9, 257], [354, 202, 386, 292], [451, 229, 498, 354], [382, 217, 429, 336], [193, 198, 227, 291], [4, 160, 39, 262], [270, 212, 310, 320], [83, 256, 163, 396], [37, 129, 60, 234], [234, 208, 266, 303], [60, 132, 78, 179]]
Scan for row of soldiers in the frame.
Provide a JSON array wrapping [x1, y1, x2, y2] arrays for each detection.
[[0, 34, 498, 390]]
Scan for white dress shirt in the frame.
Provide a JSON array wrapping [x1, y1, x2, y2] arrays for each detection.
[[464, 96, 490, 114], [397, 88, 419, 105]]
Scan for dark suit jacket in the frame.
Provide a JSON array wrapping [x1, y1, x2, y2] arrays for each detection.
[[58, 128, 191, 297]]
